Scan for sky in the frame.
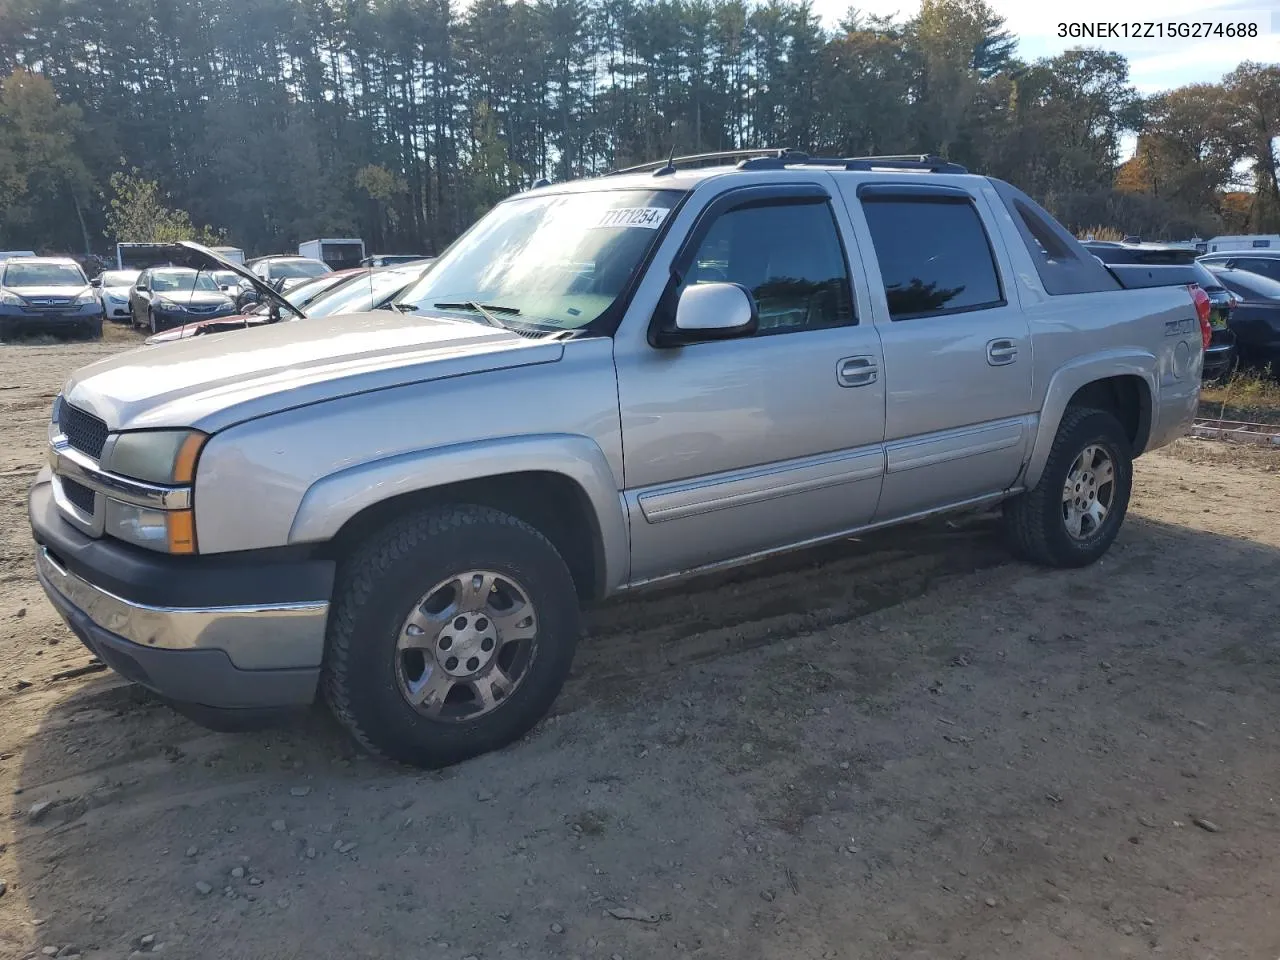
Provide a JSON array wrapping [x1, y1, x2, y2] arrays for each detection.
[[808, 0, 1279, 93]]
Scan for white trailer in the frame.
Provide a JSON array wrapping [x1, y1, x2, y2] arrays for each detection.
[[1203, 235, 1280, 254], [299, 238, 366, 271], [210, 245, 246, 265]]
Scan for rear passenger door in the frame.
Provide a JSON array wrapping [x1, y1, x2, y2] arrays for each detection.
[[840, 182, 1034, 521]]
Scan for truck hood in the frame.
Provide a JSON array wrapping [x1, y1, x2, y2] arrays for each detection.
[[62, 310, 565, 433]]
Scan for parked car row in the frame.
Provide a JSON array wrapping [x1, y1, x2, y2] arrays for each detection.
[[144, 259, 436, 342]]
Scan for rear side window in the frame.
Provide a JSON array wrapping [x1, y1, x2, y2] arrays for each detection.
[[989, 179, 1120, 295], [861, 197, 1003, 320]]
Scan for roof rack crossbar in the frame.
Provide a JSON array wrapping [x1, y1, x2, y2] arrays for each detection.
[[738, 152, 967, 174], [605, 147, 801, 177]]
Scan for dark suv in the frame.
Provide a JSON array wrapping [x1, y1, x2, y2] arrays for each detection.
[[0, 257, 103, 340]]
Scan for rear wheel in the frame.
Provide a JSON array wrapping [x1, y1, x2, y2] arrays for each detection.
[[323, 505, 581, 768], [1003, 407, 1132, 568]]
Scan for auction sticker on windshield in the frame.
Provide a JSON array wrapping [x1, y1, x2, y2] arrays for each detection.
[[593, 207, 669, 229]]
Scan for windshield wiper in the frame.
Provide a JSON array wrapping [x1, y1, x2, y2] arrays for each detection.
[[434, 301, 521, 316], [392, 302, 417, 313]]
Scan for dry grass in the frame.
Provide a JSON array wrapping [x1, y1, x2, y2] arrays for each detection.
[[1200, 367, 1280, 426], [1076, 225, 1125, 241]]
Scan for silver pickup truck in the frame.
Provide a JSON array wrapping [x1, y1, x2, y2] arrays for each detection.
[[28, 151, 1207, 768]]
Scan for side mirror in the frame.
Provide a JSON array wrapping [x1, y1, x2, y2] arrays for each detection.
[[136, 283, 149, 292], [658, 282, 758, 346], [90, 278, 101, 288]]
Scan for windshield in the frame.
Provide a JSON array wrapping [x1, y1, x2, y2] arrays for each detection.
[[1206, 265, 1280, 300], [3, 262, 87, 287], [248, 274, 348, 315], [305, 267, 423, 319], [212, 271, 242, 287], [151, 270, 219, 293], [100, 270, 140, 288], [270, 259, 331, 279], [395, 189, 682, 330]]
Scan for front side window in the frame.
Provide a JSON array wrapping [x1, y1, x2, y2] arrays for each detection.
[[2, 262, 87, 288], [681, 200, 855, 334], [395, 189, 682, 331], [305, 267, 423, 318], [861, 197, 1004, 320]]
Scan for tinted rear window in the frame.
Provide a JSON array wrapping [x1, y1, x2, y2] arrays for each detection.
[[861, 197, 1003, 319]]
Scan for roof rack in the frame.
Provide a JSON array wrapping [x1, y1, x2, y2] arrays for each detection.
[[605, 147, 968, 177]]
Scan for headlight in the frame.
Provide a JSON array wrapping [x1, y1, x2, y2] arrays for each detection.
[[106, 430, 206, 554], [51, 393, 63, 427], [110, 429, 207, 484], [153, 297, 179, 310], [75, 292, 97, 305], [0, 291, 21, 305]]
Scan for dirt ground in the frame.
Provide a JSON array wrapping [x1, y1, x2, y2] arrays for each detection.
[[2, 326, 1280, 960]]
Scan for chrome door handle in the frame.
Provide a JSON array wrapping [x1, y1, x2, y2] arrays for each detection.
[[987, 338, 1018, 366], [837, 355, 879, 387]]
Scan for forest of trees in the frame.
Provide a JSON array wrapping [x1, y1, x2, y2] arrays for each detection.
[[0, 0, 1276, 257]]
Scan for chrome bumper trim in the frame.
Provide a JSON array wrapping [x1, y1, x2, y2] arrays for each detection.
[[50, 436, 191, 510], [35, 546, 328, 671]]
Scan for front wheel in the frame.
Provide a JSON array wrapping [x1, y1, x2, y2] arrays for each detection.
[[148, 308, 158, 334], [323, 505, 581, 768], [1003, 408, 1133, 568]]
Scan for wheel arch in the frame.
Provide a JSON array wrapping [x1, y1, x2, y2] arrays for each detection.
[[290, 435, 629, 601], [1023, 353, 1155, 490]]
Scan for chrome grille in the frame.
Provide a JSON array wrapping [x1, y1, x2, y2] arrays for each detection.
[[60, 404, 109, 459], [61, 477, 96, 514]]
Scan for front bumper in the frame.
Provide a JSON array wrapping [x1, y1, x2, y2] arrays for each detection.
[[102, 299, 131, 321], [0, 308, 100, 335], [29, 474, 334, 710]]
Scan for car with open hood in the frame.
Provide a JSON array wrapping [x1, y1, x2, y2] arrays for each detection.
[[0, 257, 103, 340]]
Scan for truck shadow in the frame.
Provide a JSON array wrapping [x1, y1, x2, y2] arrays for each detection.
[[6, 512, 1280, 959]]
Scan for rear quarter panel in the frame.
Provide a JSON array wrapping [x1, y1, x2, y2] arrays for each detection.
[[982, 191, 1200, 487]]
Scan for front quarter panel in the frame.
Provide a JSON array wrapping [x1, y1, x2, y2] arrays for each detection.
[[192, 336, 628, 581]]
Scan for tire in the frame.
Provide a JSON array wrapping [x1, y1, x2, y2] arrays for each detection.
[[85, 317, 103, 339], [323, 505, 581, 768], [1003, 407, 1133, 568], [148, 309, 158, 335]]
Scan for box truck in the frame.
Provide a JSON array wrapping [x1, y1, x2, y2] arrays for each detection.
[[299, 238, 366, 271]]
